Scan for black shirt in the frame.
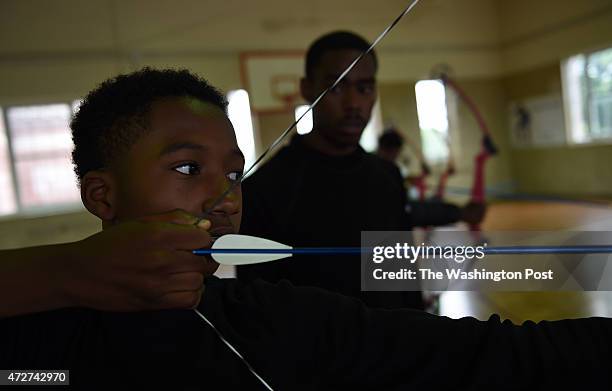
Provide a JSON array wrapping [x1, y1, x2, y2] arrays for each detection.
[[1, 277, 611, 390], [237, 136, 423, 309]]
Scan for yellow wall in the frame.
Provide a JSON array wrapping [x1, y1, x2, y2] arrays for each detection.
[[0, 210, 98, 250], [0, 55, 241, 106], [499, 0, 612, 74], [504, 64, 612, 197]]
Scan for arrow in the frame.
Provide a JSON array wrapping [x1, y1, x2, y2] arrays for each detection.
[[484, 245, 612, 255], [194, 235, 612, 265], [196, 234, 373, 265]]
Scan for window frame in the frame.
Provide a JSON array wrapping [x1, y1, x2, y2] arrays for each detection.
[[561, 45, 612, 147], [0, 101, 84, 220]]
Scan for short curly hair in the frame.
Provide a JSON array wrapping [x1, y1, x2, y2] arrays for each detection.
[[305, 31, 377, 79], [71, 67, 228, 183], [378, 129, 404, 150]]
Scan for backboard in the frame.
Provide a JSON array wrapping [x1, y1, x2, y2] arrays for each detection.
[[240, 51, 305, 115]]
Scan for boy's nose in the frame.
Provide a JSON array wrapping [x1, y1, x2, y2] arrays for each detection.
[[201, 176, 241, 217]]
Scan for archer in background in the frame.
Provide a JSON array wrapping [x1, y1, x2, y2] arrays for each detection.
[[376, 127, 487, 229]]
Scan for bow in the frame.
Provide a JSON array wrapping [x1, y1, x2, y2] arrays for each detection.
[[439, 74, 498, 232], [429, 128, 456, 201]]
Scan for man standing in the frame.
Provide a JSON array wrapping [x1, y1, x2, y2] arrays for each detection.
[[237, 31, 423, 309]]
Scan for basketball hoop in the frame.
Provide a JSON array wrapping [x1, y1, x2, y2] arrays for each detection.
[[278, 92, 301, 112], [271, 75, 301, 112], [239, 51, 304, 115]]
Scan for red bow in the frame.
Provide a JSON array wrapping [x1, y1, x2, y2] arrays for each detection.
[[440, 75, 498, 232]]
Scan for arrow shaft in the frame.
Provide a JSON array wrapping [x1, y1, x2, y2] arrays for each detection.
[[194, 247, 368, 255], [484, 246, 612, 255], [194, 245, 612, 256]]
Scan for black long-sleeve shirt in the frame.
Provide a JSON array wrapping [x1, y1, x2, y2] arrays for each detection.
[[238, 136, 425, 309], [2, 277, 611, 390], [406, 200, 461, 227]]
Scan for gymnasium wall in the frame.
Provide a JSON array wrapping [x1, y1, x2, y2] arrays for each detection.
[[504, 64, 612, 198], [499, 0, 612, 198], [0, 55, 242, 107]]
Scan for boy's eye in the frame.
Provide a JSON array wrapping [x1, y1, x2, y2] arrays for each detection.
[[227, 171, 243, 182], [174, 163, 201, 175]]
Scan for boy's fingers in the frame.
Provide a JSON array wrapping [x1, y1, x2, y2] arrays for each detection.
[[153, 223, 213, 250], [139, 209, 210, 227], [159, 252, 218, 275], [195, 219, 211, 229], [162, 272, 205, 292], [156, 289, 203, 310]]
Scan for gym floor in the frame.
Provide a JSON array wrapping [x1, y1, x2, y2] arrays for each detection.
[[440, 200, 612, 322]]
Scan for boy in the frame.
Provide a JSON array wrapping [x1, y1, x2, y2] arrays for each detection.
[[0, 68, 611, 389]]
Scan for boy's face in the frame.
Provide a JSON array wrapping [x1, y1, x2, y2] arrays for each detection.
[[110, 97, 244, 235], [302, 49, 377, 148]]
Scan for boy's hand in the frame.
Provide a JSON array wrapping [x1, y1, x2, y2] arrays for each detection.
[[58, 210, 216, 312]]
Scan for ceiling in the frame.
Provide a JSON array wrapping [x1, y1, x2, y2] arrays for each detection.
[[0, 0, 514, 57], [0, 0, 610, 82]]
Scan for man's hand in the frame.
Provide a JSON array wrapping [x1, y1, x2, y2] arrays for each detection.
[[57, 210, 217, 312]]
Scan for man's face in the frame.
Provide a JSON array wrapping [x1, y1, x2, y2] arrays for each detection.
[[111, 97, 244, 236], [303, 49, 377, 147]]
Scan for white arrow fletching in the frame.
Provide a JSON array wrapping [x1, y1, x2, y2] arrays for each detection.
[[211, 234, 293, 265]]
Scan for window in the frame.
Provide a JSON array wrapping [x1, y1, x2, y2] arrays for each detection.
[[415, 80, 450, 163], [562, 47, 612, 144], [359, 99, 383, 152], [0, 112, 17, 215], [294, 105, 314, 135], [0, 103, 82, 216], [72, 99, 83, 114], [4, 104, 80, 212], [227, 90, 257, 169]]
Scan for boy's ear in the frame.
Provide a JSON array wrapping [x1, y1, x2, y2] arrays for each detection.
[[300, 77, 315, 103], [80, 170, 116, 222]]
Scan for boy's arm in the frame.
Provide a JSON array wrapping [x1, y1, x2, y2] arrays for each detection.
[[0, 243, 74, 318], [201, 277, 612, 389], [406, 201, 462, 227], [407, 201, 486, 228], [0, 210, 214, 318]]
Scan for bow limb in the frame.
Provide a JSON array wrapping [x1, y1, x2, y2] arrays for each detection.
[[402, 130, 431, 201], [432, 128, 456, 201], [440, 75, 498, 231]]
